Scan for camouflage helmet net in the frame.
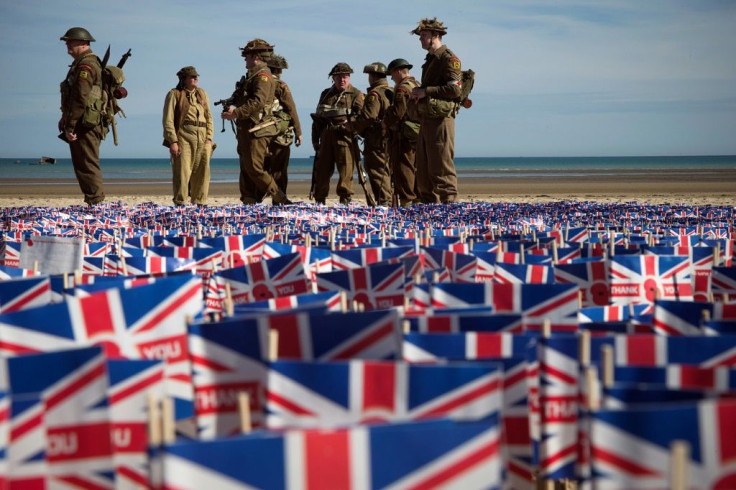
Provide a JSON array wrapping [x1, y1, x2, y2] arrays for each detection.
[[329, 62, 353, 77], [240, 38, 275, 58], [267, 54, 288, 70], [411, 17, 447, 36]]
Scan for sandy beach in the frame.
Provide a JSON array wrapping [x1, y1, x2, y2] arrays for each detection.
[[1, 167, 735, 207]]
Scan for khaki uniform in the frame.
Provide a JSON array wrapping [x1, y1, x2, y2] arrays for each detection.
[[311, 85, 364, 203], [383, 75, 420, 206], [163, 87, 214, 205], [265, 76, 302, 195], [60, 50, 105, 205], [352, 78, 393, 205], [416, 45, 462, 203], [232, 65, 279, 203]]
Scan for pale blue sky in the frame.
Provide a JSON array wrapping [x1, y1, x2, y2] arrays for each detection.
[[1, 0, 735, 159]]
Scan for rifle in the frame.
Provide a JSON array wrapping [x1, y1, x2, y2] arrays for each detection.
[[352, 136, 377, 207], [214, 97, 236, 133], [308, 149, 318, 201], [110, 48, 131, 146]]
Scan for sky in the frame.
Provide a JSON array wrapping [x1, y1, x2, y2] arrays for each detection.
[[1, 0, 735, 160]]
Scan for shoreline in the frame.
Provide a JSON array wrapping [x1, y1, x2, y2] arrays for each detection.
[[1, 169, 735, 207]]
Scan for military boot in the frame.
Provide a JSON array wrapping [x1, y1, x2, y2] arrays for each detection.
[[272, 189, 293, 206]]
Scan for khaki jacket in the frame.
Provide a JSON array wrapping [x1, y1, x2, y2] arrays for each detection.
[[162, 86, 214, 147], [60, 50, 101, 131]]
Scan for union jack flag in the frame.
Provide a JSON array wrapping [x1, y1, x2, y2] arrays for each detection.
[[233, 290, 343, 315], [7, 346, 116, 488], [607, 334, 736, 367], [0, 264, 38, 279], [121, 256, 196, 276], [652, 299, 711, 335], [6, 393, 46, 488], [402, 332, 534, 363], [554, 259, 610, 306], [188, 319, 270, 438], [422, 247, 478, 283], [590, 399, 736, 489], [712, 266, 736, 300], [331, 245, 414, 270], [494, 262, 554, 284], [0, 276, 51, 313], [208, 252, 310, 310], [266, 360, 503, 429], [611, 364, 736, 393], [315, 261, 405, 310], [261, 242, 333, 282], [162, 419, 502, 489], [107, 359, 166, 488], [610, 255, 693, 304], [404, 312, 523, 334]]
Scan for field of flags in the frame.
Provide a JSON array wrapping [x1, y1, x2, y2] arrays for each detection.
[[0, 199, 735, 489]]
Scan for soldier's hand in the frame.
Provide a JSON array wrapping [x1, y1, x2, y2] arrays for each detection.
[[295, 135, 303, 147], [221, 108, 236, 121], [170, 142, 181, 157], [65, 128, 77, 142], [411, 87, 427, 101]]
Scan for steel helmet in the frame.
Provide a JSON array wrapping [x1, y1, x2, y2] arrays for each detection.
[[363, 62, 387, 75], [387, 58, 413, 73], [329, 62, 353, 77], [60, 27, 95, 42]]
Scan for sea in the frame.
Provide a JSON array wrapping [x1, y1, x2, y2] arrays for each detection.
[[1, 155, 735, 184]]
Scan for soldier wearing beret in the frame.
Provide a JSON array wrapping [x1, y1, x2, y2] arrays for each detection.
[[383, 58, 421, 207], [348, 62, 393, 206], [310, 63, 364, 205], [162, 66, 214, 206], [264, 54, 302, 198], [222, 38, 291, 205], [58, 27, 106, 205], [410, 17, 463, 204]]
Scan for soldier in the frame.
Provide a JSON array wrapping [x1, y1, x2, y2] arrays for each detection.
[[58, 27, 105, 206], [162, 66, 214, 206], [383, 58, 421, 207], [311, 63, 364, 205], [410, 17, 463, 204], [264, 54, 302, 196], [349, 62, 393, 206], [222, 38, 291, 205]]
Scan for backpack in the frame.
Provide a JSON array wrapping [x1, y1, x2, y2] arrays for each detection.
[[459, 69, 475, 109]]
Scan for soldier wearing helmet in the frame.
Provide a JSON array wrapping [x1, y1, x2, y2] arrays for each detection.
[[383, 58, 421, 207], [162, 66, 214, 206], [58, 27, 106, 205], [347, 62, 393, 206], [262, 54, 302, 200], [410, 17, 463, 204], [310, 62, 364, 205], [222, 38, 292, 205]]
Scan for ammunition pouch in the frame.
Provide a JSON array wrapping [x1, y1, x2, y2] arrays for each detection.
[[251, 117, 280, 138], [81, 85, 104, 129], [417, 97, 457, 119], [401, 120, 421, 143]]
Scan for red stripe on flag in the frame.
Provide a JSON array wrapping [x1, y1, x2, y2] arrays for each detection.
[[305, 431, 351, 490], [46, 423, 113, 462], [132, 282, 200, 334], [2, 281, 50, 313], [10, 411, 42, 441], [109, 370, 165, 405], [362, 362, 395, 414], [266, 390, 315, 416], [80, 293, 116, 339], [590, 446, 661, 476], [626, 336, 658, 366], [45, 362, 106, 411], [408, 438, 499, 490], [417, 378, 501, 419], [475, 334, 505, 358], [331, 322, 393, 360], [427, 316, 452, 333], [271, 315, 303, 359]]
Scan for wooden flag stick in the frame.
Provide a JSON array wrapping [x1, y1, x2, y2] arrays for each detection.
[[268, 328, 279, 361], [162, 397, 176, 445], [147, 394, 162, 448], [601, 344, 614, 388], [402, 319, 411, 334], [224, 282, 234, 317], [579, 330, 591, 367], [542, 318, 551, 338], [239, 392, 252, 434], [585, 366, 600, 411], [669, 440, 690, 490]]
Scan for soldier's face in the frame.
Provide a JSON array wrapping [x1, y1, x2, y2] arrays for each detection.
[[183, 76, 198, 91], [390, 70, 402, 84], [419, 30, 434, 50], [64, 40, 86, 57], [332, 74, 350, 91], [245, 53, 258, 69]]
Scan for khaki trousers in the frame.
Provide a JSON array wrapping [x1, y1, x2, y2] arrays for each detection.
[[237, 129, 279, 203], [363, 131, 392, 205], [415, 116, 457, 203], [389, 130, 417, 205], [69, 124, 104, 205], [313, 128, 354, 202], [172, 126, 211, 205]]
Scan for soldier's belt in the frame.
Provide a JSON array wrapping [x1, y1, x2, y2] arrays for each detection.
[[182, 120, 208, 127]]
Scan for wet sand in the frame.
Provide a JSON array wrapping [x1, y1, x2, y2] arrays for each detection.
[[1, 168, 734, 207]]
